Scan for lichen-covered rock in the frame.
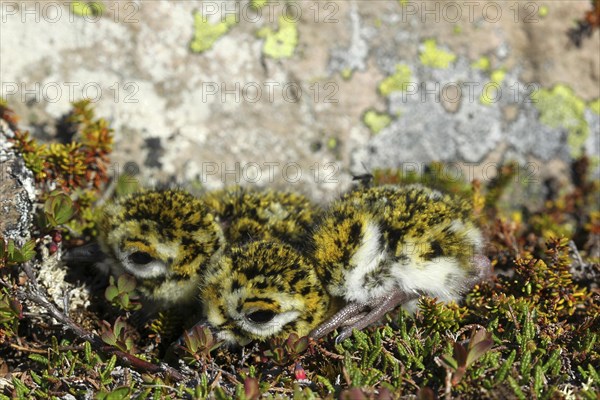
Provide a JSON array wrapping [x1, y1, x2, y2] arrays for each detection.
[[0, 120, 36, 244], [1, 1, 598, 199]]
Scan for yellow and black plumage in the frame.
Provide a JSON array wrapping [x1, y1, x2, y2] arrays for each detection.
[[97, 189, 225, 310], [310, 184, 490, 342], [198, 240, 330, 346], [202, 186, 320, 250]]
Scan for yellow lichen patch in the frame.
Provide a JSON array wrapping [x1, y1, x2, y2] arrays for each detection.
[[480, 69, 506, 106], [419, 39, 456, 69], [190, 11, 238, 53], [250, 0, 267, 10], [589, 98, 600, 115], [341, 68, 353, 80], [378, 64, 413, 96], [257, 16, 298, 59], [531, 84, 589, 158], [471, 56, 491, 71], [363, 109, 392, 134], [70, 1, 104, 17]]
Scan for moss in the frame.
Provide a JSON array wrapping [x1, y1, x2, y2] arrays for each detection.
[[257, 16, 298, 59], [589, 98, 600, 115], [378, 64, 412, 96], [70, 1, 104, 17], [531, 84, 589, 158], [419, 39, 457, 69], [471, 56, 491, 71], [362, 110, 392, 134], [190, 11, 238, 53]]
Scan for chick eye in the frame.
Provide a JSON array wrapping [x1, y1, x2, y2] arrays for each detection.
[[246, 310, 276, 324], [128, 251, 154, 265]]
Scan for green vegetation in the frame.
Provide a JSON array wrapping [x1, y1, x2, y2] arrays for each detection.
[[0, 103, 598, 398]]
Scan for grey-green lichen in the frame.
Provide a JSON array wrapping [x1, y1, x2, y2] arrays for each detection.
[[531, 84, 589, 158]]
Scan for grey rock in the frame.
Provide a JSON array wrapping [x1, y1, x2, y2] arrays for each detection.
[[0, 120, 36, 244]]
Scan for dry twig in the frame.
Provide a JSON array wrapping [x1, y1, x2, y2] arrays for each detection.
[[16, 261, 186, 381]]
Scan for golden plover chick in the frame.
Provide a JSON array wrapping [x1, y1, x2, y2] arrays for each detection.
[[309, 184, 491, 342], [97, 189, 224, 311], [202, 186, 321, 250], [198, 240, 330, 346]]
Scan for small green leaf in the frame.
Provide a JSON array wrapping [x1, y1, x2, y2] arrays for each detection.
[[440, 354, 458, 370], [84, 341, 92, 364], [7, 241, 15, 258], [466, 338, 494, 367], [244, 377, 260, 400], [51, 193, 76, 225], [120, 293, 130, 308], [17, 239, 36, 262], [105, 386, 132, 400], [105, 354, 117, 374], [453, 342, 468, 367], [117, 274, 136, 293], [113, 317, 126, 337], [29, 370, 42, 385], [293, 336, 309, 354], [28, 353, 49, 366], [101, 330, 117, 346], [105, 286, 119, 302]]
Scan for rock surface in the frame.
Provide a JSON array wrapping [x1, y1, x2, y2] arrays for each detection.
[[0, 121, 36, 244], [1, 1, 599, 202]]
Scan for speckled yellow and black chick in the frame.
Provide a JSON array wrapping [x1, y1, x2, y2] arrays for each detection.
[[198, 240, 330, 346], [97, 190, 225, 311], [310, 184, 491, 342], [202, 186, 320, 250]]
